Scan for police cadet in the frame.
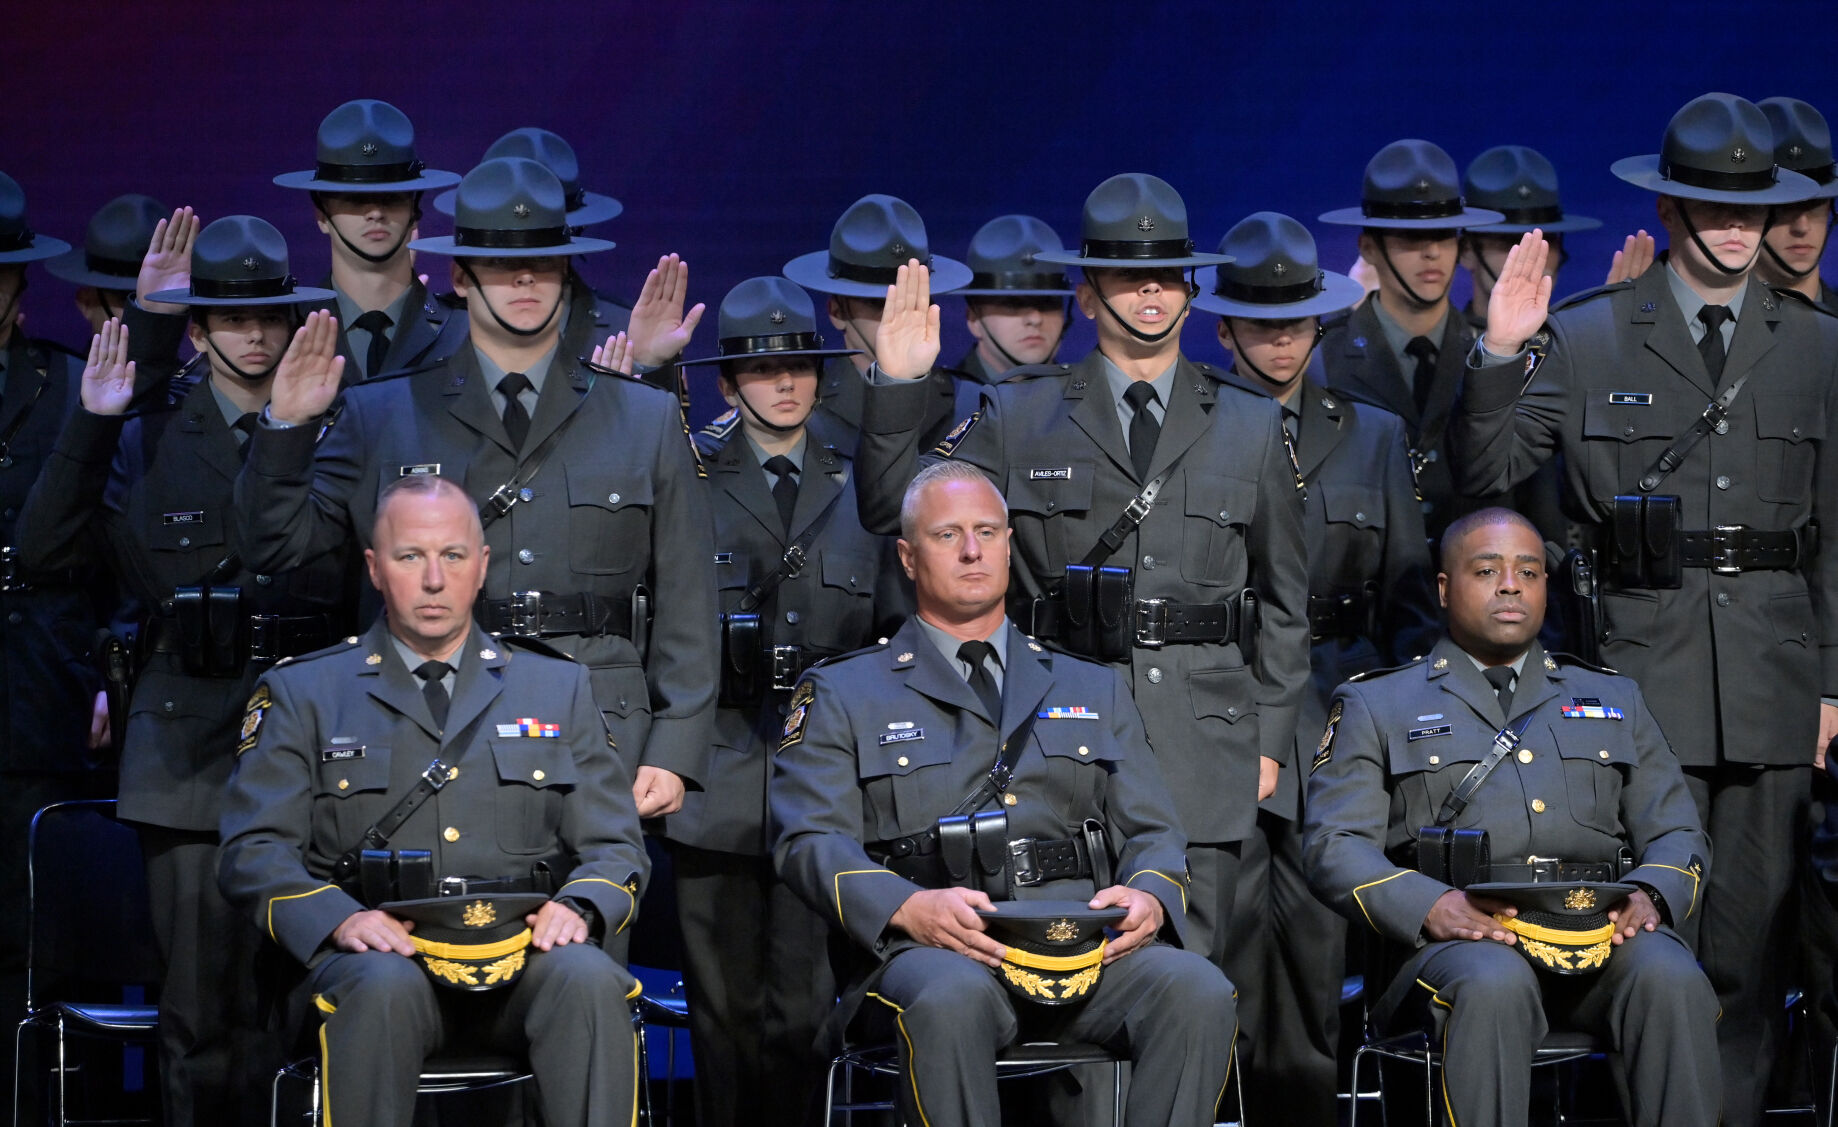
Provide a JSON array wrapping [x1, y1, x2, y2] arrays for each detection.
[[772, 463, 1235, 1127], [0, 171, 113, 1105], [47, 193, 168, 334], [1755, 97, 1838, 309], [17, 216, 351, 1126], [666, 276, 908, 1127], [1303, 508, 1718, 1127], [1452, 92, 1838, 1127], [1196, 211, 1437, 1127], [782, 193, 971, 447], [1458, 146, 1604, 329], [273, 99, 467, 381], [219, 475, 648, 1127], [1316, 139, 1506, 543], [237, 155, 718, 836], [952, 215, 1075, 404], [856, 172, 1311, 966]]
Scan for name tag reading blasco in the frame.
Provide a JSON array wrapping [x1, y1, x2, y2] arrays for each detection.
[[163, 511, 205, 525], [879, 729, 925, 745], [1407, 725, 1453, 741]]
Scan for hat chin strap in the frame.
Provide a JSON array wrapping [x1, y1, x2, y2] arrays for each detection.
[[315, 194, 421, 266], [731, 382, 806, 436], [203, 333, 285, 384], [976, 297, 1074, 372], [1224, 320, 1324, 393], [1374, 239, 1448, 309], [1759, 203, 1833, 280], [1093, 281, 1194, 345], [460, 261, 564, 339], [1676, 201, 1769, 278], [837, 298, 880, 366]]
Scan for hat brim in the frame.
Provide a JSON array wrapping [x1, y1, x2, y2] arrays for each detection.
[[681, 347, 863, 367], [1032, 249, 1232, 269], [432, 188, 625, 226], [973, 900, 1130, 927], [1466, 214, 1605, 235], [1465, 880, 1638, 905], [381, 893, 553, 921], [1609, 156, 1821, 205], [44, 248, 138, 289], [0, 235, 74, 265], [782, 252, 974, 297], [144, 284, 338, 307], [273, 169, 463, 193], [1192, 268, 1368, 319], [1317, 206, 1507, 230], [953, 286, 1077, 298], [407, 233, 617, 258]]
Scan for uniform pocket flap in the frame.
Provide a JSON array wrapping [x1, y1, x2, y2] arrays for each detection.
[[566, 464, 653, 511], [1582, 393, 1670, 442], [1184, 471, 1259, 528], [490, 738, 579, 789], [1753, 394, 1824, 442], [1033, 718, 1125, 763], [317, 744, 392, 797], [1188, 666, 1254, 724], [819, 551, 875, 594], [857, 731, 953, 779], [1770, 590, 1815, 646], [1549, 722, 1638, 767], [148, 509, 226, 551], [1005, 463, 1094, 516], [1320, 484, 1387, 529]]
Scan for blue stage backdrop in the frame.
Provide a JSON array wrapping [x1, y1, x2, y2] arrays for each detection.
[[10, 0, 1837, 427]]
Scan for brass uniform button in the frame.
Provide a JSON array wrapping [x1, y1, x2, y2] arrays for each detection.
[[1428, 755, 1440, 765], [447, 766, 459, 780], [1003, 793, 1018, 806], [1598, 749, 1610, 759], [1517, 749, 1533, 764], [337, 779, 349, 791], [1531, 799, 1547, 814], [1077, 746, 1090, 756], [896, 756, 909, 767], [443, 827, 460, 843], [532, 769, 545, 781]]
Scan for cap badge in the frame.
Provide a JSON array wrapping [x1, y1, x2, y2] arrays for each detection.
[[512, 203, 531, 219], [1731, 147, 1748, 164], [1136, 216, 1157, 232], [1790, 144, 1805, 159], [242, 257, 260, 271], [1271, 261, 1288, 277], [1564, 887, 1596, 911], [1045, 918, 1078, 943], [1414, 178, 1431, 194], [1517, 183, 1534, 199], [769, 309, 787, 325], [1021, 251, 1038, 265], [463, 900, 497, 927], [889, 241, 908, 258], [361, 141, 380, 157]]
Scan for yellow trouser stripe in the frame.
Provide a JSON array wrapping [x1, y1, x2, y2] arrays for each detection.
[[1431, 988, 1457, 1127], [319, 1017, 334, 1127]]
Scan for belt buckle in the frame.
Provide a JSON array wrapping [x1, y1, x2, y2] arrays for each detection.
[[781, 543, 808, 576], [483, 484, 518, 519], [1009, 838, 1041, 886], [249, 614, 279, 663], [1713, 524, 1747, 574], [422, 758, 451, 791], [0, 546, 19, 592], [769, 645, 803, 691], [1124, 494, 1153, 524], [1135, 598, 1168, 649], [508, 591, 544, 635], [438, 875, 471, 897]]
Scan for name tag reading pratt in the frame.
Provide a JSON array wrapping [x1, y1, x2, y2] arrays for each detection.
[[1407, 725, 1453, 741], [496, 718, 561, 738], [879, 729, 925, 745], [1039, 707, 1100, 720]]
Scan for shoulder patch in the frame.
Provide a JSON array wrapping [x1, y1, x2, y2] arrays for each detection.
[[1310, 699, 1343, 774], [1346, 657, 1425, 684], [930, 410, 980, 457], [779, 679, 816, 750], [237, 684, 273, 756]]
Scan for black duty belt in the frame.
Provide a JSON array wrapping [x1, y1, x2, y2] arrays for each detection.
[[1676, 525, 1815, 573], [147, 608, 333, 665], [869, 830, 1095, 888], [0, 546, 81, 593], [1025, 594, 1245, 649], [478, 591, 633, 638], [1308, 590, 1374, 642], [1485, 856, 1629, 884]]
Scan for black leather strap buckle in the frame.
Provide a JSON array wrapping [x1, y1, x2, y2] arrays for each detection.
[[421, 758, 451, 792], [482, 483, 518, 519], [769, 645, 804, 692], [507, 591, 543, 636], [781, 542, 809, 577], [1135, 597, 1169, 648]]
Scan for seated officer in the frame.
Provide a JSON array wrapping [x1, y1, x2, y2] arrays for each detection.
[[1302, 507, 1718, 1127], [219, 473, 649, 1127], [771, 461, 1235, 1127]]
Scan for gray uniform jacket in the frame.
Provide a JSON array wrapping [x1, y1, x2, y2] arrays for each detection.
[[818, 355, 961, 453], [1302, 636, 1708, 955], [218, 619, 648, 968], [233, 346, 719, 787], [1451, 265, 1838, 765], [313, 276, 469, 386], [855, 351, 1310, 843], [771, 617, 1191, 963]]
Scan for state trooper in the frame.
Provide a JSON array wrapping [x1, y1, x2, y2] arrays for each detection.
[[1303, 507, 1718, 1127], [220, 474, 649, 1127], [46, 193, 168, 334], [1458, 146, 1605, 329], [855, 173, 1310, 965], [1196, 211, 1437, 1127], [951, 215, 1075, 411], [1451, 91, 1838, 1126], [17, 216, 351, 1126], [273, 99, 468, 381], [1754, 97, 1838, 308], [666, 276, 908, 1127], [234, 156, 719, 838], [1316, 139, 1506, 543], [772, 462, 1235, 1127]]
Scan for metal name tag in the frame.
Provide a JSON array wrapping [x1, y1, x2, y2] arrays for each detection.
[[1607, 392, 1652, 406], [1029, 467, 1073, 480], [1407, 725, 1453, 741], [162, 511, 205, 525], [399, 463, 442, 477]]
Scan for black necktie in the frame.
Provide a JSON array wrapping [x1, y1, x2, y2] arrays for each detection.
[[956, 640, 1002, 723], [1123, 381, 1160, 480], [762, 454, 800, 533], [232, 412, 258, 458], [415, 660, 453, 731], [1483, 665, 1515, 720], [352, 309, 393, 378], [1405, 335, 1438, 415], [499, 371, 533, 451], [1697, 305, 1731, 382]]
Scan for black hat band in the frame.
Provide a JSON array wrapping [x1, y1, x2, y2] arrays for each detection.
[[1492, 203, 1566, 225], [828, 256, 933, 286], [1078, 237, 1194, 260], [969, 270, 1071, 291], [1799, 164, 1838, 185], [0, 225, 35, 253], [192, 273, 297, 299], [718, 331, 824, 356], [1215, 273, 1325, 305], [1362, 198, 1465, 220], [453, 225, 570, 250], [1659, 160, 1778, 193], [84, 250, 142, 278], [315, 158, 426, 184]]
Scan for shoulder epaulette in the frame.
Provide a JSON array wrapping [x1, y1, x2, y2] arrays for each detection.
[[499, 635, 579, 663], [1766, 285, 1837, 317], [809, 637, 892, 671], [1346, 656, 1427, 684], [434, 289, 467, 311], [1547, 651, 1621, 676], [283, 635, 366, 666], [1319, 307, 1354, 330], [1550, 280, 1632, 313]]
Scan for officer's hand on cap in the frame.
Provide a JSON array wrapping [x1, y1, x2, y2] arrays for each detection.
[[526, 899, 588, 951], [135, 206, 199, 315], [1606, 889, 1661, 945], [1605, 230, 1656, 286], [591, 330, 634, 374], [79, 317, 136, 417], [628, 253, 706, 368], [269, 310, 347, 426], [1480, 229, 1553, 357], [874, 260, 941, 381], [1423, 888, 1517, 945], [631, 765, 686, 817], [332, 908, 417, 956], [890, 887, 1005, 967], [1090, 885, 1165, 964]]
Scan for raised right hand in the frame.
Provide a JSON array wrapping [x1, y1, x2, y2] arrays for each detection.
[[1605, 230, 1657, 285], [874, 260, 941, 380], [332, 909, 416, 955], [1422, 888, 1518, 944], [135, 207, 200, 315], [889, 886, 1006, 966], [79, 318, 135, 416], [1480, 230, 1553, 356], [269, 310, 346, 425]]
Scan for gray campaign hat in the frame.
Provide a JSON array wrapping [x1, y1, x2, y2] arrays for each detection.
[[432, 127, 624, 225], [680, 276, 861, 367], [954, 215, 1076, 296], [1461, 146, 1602, 235], [0, 172, 70, 265], [1035, 173, 1231, 268], [1193, 212, 1366, 320], [1611, 92, 1819, 205], [1320, 140, 1506, 230], [47, 194, 166, 288], [408, 158, 616, 258], [783, 194, 973, 298], [1758, 97, 1838, 200], [143, 215, 336, 307], [273, 99, 460, 194]]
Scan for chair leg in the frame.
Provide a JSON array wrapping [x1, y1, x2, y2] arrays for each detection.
[[56, 1011, 67, 1127], [823, 1055, 842, 1127], [1110, 1058, 1123, 1127]]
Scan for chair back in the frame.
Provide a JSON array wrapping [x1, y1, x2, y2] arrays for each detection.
[[24, 800, 163, 1006]]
